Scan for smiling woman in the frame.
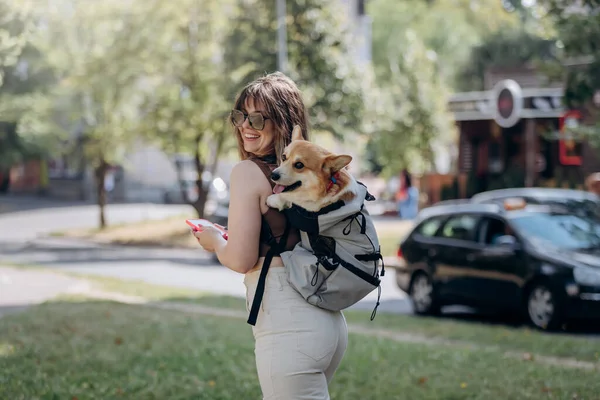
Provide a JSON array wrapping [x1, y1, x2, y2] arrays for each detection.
[[192, 71, 349, 400]]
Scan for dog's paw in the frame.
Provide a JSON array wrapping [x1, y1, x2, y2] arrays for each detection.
[[266, 194, 288, 210]]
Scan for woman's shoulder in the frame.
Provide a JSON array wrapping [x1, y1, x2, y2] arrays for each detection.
[[230, 159, 272, 189]]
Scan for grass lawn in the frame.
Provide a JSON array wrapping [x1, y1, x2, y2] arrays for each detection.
[[1, 300, 599, 400], [50, 215, 410, 257], [10, 264, 600, 365], [178, 293, 600, 364]]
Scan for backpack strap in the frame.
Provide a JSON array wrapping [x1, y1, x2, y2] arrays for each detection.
[[246, 156, 291, 326], [247, 218, 291, 326]]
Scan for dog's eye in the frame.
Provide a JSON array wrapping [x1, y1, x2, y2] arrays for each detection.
[[281, 154, 287, 161], [294, 162, 304, 169]]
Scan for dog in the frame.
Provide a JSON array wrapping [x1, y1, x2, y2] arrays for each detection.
[[266, 125, 359, 212]]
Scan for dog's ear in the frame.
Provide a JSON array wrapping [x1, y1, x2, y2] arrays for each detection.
[[291, 125, 304, 142], [323, 154, 352, 173]]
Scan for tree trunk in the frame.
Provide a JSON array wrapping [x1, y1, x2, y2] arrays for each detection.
[[192, 134, 207, 218], [208, 129, 226, 178], [94, 157, 109, 229], [174, 157, 188, 204]]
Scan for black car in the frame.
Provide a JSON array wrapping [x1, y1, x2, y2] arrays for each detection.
[[396, 198, 600, 330]]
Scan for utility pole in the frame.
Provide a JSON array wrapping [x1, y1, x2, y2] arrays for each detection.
[[276, 0, 288, 74]]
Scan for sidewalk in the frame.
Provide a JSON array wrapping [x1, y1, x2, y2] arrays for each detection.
[[0, 266, 86, 317]]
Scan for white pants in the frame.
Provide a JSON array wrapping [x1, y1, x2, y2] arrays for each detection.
[[244, 267, 348, 400]]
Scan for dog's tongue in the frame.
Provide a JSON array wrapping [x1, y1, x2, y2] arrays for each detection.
[[273, 184, 286, 194]]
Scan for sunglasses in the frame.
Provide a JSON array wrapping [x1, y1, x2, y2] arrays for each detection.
[[230, 109, 270, 131]]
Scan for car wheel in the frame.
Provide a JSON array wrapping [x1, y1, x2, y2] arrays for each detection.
[[409, 272, 440, 316], [525, 283, 562, 331]]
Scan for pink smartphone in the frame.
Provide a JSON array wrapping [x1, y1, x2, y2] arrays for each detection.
[[186, 219, 228, 240]]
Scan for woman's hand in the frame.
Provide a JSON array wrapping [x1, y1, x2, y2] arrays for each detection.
[[193, 225, 227, 253]]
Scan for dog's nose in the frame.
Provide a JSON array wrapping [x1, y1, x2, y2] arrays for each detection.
[[271, 172, 280, 181]]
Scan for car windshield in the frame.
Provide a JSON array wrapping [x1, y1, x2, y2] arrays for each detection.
[[540, 198, 600, 220], [510, 212, 600, 250]]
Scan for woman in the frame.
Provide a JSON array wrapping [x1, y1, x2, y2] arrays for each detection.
[[194, 72, 348, 400], [396, 169, 419, 220]]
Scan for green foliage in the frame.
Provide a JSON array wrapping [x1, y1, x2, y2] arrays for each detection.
[[0, 2, 54, 168], [537, 0, 600, 108], [222, 0, 365, 139], [370, 0, 520, 90], [0, 1, 32, 87], [456, 29, 561, 91], [365, 24, 456, 177], [363, 0, 524, 177]]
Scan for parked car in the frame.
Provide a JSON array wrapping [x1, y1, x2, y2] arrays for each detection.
[[395, 197, 600, 330], [471, 187, 600, 220]]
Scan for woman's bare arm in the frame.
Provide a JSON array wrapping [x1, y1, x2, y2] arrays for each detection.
[[213, 160, 270, 273]]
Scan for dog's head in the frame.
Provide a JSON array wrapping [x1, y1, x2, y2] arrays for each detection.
[[270, 126, 352, 198]]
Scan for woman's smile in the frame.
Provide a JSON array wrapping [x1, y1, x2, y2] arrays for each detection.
[[243, 132, 261, 141]]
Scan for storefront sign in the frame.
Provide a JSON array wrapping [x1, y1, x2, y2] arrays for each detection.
[[492, 79, 523, 128]]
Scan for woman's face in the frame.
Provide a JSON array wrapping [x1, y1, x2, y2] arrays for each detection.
[[238, 97, 276, 157]]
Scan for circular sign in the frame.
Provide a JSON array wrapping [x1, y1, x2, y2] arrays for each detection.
[[492, 79, 523, 128]]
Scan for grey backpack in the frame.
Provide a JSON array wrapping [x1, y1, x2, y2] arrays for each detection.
[[280, 182, 385, 319]]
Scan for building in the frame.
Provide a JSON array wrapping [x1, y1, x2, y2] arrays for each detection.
[[446, 66, 600, 198]]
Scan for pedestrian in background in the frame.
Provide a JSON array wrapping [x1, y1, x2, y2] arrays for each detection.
[[396, 169, 419, 219]]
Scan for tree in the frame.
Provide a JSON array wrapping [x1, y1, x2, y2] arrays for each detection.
[[0, 1, 33, 170], [370, 0, 522, 91], [0, 1, 31, 87], [364, 31, 456, 177], [27, 0, 158, 228], [502, 0, 600, 151], [366, 0, 463, 176], [537, 0, 600, 108], [221, 0, 366, 140], [455, 29, 561, 91], [131, 0, 235, 219]]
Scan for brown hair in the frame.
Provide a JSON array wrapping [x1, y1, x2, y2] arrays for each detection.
[[231, 72, 309, 164]]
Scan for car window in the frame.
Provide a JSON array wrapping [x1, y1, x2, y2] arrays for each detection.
[[511, 212, 600, 250], [414, 217, 444, 237], [477, 217, 513, 245], [438, 215, 478, 241]]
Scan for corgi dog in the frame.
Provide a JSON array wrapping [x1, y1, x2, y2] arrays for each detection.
[[266, 125, 359, 212]]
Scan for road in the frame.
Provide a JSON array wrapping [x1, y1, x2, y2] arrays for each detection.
[[0, 196, 412, 314]]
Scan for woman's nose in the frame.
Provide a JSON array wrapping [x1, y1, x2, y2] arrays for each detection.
[[241, 116, 251, 129]]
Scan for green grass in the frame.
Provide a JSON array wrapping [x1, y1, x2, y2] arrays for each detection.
[[378, 231, 401, 257], [9, 263, 600, 365], [1, 301, 599, 400], [163, 293, 600, 364]]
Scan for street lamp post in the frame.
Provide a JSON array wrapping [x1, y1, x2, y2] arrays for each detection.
[[276, 0, 288, 74]]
